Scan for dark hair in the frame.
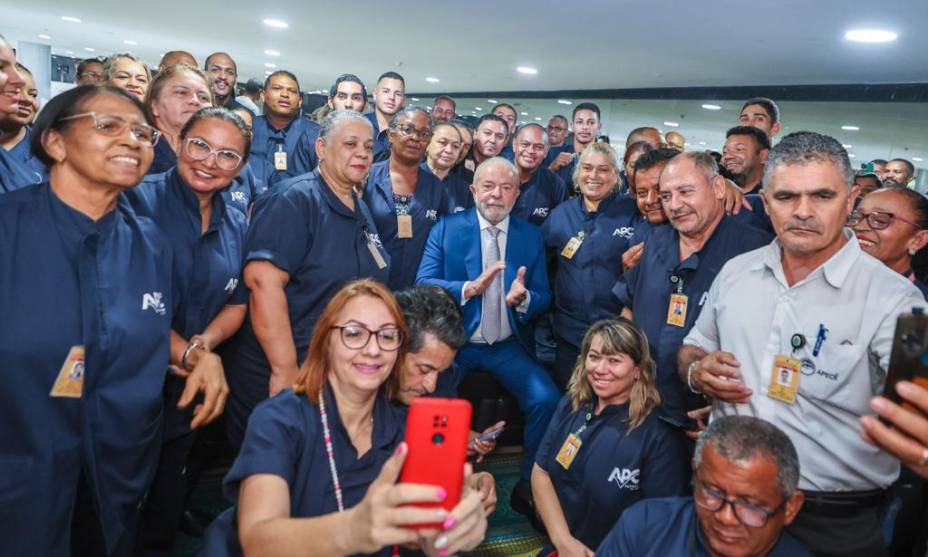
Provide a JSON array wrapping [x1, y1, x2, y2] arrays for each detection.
[[741, 97, 780, 124], [377, 71, 405, 86], [15, 63, 32, 77], [179, 107, 253, 163], [764, 131, 854, 189], [450, 118, 474, 132], [626, 126, 661, 148], [30, 85, 148, 166], [623, 140, 653, 165], [633, 147, 680, 179], [329, 73, 367, 100], [492, 103, 517, 117], [433, 95, 456, 111], [389, 105, 432, 131], [725, 125, 772, 151], [394, 286, 465, 354], [244, 78, 263, 94], [475, 113, 507, 131], [694, 416, 800, 498], [889, 158, 916, 177], [264, 70, 300, 91], [572, 102, 600, 120], [870, 158, 888, 166], [548, 115, 568, 125], [204, 52, 237, 74], [77, 57, 104, 75]]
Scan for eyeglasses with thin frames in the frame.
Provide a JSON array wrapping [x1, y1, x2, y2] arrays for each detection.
[[59, 112, 161, 147], [693, 478, 787, 528], [331, 324, 404, 352], [847, 209, 920, 231]]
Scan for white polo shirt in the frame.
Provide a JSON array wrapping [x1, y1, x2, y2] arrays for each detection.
[[684, 230, 926, 492]]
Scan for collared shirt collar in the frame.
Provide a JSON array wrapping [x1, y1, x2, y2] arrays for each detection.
[[757, 228, 859, 288], [475, 208, 510, 235]]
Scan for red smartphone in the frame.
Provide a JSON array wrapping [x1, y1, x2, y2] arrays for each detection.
[[400, 397, 472, 528]]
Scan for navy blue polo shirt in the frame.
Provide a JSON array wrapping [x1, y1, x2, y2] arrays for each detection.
[[147, 138, 177, 175], [363, 160, 448, 290], [365, 112, 391, 163], [0, 141, 43, 193], [250, 114, 313, 186], [736, 193, 774, 234], [613, 217, 772, 423], [421, 162, 473, 214], [551, 142, 580, 193], [513, 167, 568, 226], [223, 169, 390, 445], [536, 395, 689, 550], [290, 120, 322, 177], [499, 142, 514, 161], [5, 127, 47, 182], [201, 387, 406, 557], [0, 184, 175, 556], [542, 193, 643, 347], [219, 160, 269, 217], [597, 497, 810, 557]]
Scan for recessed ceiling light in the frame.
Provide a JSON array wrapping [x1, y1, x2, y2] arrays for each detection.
[[557, 99, 572, 105], [38, 34, 51, 40], [425, 77, 440, 83], [487, 99, 498, 104], [842, 144, 853, 149], [264, 49, 280, 57], [411, 97, 420, 101], [699, 141, 706, 145], [848, 153, 856, 158], [519, 121, 526, 125], [845, 29, 897, 43], [61, 16, 81, 23], [520, 111, 528, 116], [475, 107, 483, 111], [664, 121, 680, 127], [534, 117, 542, 121], [65, 50, 74, 55], [264, 62, 277, 68], [913, 157, 924, 162], [841, 125, 860, 131], [263, 18, 289, 29], [516, 66, 538, 75], [84, 47, 95, 52], [701, 103, 721, 110], [265, 70, 273, 75], [123, 39, 137, 45]]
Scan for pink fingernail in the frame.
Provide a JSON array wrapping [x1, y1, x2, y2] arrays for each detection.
[[436, 487, 447, 501], [442, 516, 457, 530], [870, 397, 888, 412]]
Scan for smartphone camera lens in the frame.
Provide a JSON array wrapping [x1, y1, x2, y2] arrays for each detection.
[[431, 432, 445, 445]]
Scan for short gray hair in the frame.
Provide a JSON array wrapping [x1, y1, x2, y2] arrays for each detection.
[[763, 131, 854, 190], [319, 109, 373, 141], [102, 52, 150, 82], [694, 416, 800, 498], [474, 156, 518, 185], [670, 150, 719, 185]]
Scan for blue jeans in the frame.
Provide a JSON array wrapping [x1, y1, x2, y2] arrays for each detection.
[[455, 338, 560, 480]]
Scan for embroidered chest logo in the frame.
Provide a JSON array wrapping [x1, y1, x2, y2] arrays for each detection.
[[426, 209, 438, 221], [453, 206, 466, 214], [612, 227, 635, 239], [224, 278, 239, 293], [141, 291, 166, 315], [608, 467, 640, 490], [532, 207, 550, 218], [230, 191, 247, 205], [366, 231, 384, 247]]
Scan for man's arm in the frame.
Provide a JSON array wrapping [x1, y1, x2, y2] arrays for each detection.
[[415, 219, 467, 295]]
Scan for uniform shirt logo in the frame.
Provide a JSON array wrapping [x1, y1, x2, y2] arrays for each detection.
[[608, 467, 640, 490], [426, 209, 438, 221], [141, 291, 166, 315], [365, 231, 384, 248], [224, 278, 239, 293], [453, 206, 466, 214], [532, 207, 550, 218], [612, 227, 635, 239], [230, 191, 247, 205]]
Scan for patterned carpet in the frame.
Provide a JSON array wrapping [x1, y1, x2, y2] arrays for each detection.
[[174, 450, 547, 557]]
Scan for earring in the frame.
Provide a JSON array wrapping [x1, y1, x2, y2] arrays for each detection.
[[909, 247, 918, 256]]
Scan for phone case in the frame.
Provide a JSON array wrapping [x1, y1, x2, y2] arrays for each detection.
[[885, 309, 928, 407], [400, 397, 472, 528]]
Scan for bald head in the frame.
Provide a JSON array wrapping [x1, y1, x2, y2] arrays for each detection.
[[159, 51, 197, 71], [627, 127, 662, 149]]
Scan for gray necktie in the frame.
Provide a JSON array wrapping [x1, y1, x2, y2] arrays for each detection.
[[482, 226, 502, 344]]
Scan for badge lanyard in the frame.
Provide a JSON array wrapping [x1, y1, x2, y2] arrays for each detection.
[[318, 391, 345, 512], [555, 408, 593, 470]]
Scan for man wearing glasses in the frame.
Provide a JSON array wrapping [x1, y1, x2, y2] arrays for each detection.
[[597, 416, 809, 556], [680, 132, 926, 556], [75, 57, 105, 85]]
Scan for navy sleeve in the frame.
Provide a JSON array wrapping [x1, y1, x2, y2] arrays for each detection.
[[290, 128, 318, 177], [535, 394, 573, 471], [223, 391, 307, 502], [613, 258, 640, 308], [522, 225, 552, 320], [229, 278, 249, 306], [640, 423, 690, 499], [416, 217, 466, 295], [243, 188, 313, 276], [595, 505, 640, 557]]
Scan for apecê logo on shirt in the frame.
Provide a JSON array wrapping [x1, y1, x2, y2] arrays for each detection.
[[612, 227, 635, 239], [141, 291, 166, 316], [608, 467, 640, 490]]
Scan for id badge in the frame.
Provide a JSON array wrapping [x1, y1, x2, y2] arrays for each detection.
[[555, 433, 582, 470], [274, 150, 288, 171], [397, 214, 413, 239], [666, 293, 688, 327], [367, 240, 388, 269], [50, 345, 85, 398], [768, 355, 801, 404], [560, 234, 584, 260]]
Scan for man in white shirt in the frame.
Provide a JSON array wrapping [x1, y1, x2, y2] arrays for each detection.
[[678, 131, 925, 557]]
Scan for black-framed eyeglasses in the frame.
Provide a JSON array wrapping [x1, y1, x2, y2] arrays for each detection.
[[59, 112, 161, 147], [847, 209, 920, 231], [183, 138, 243, 171], [693, 478, 786, 528], [331, 324, 404, 351], [394, 123, 432, 142]]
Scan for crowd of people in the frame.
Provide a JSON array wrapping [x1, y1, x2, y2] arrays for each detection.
[[2, 33, 928, 557]]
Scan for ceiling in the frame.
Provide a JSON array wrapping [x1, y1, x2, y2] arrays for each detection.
[[3, 0, 928, 94]]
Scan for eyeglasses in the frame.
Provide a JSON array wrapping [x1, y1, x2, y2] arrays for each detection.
[[183, 138, 243, 170], [847, 209, 920, 231], [395, 123, 432, 142], [693, 478, 786, 528], [59, 112, 161, 147], [331, 324, 404, 351]]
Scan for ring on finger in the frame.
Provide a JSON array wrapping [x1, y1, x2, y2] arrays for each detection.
[[919, 447, 928, 467]]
